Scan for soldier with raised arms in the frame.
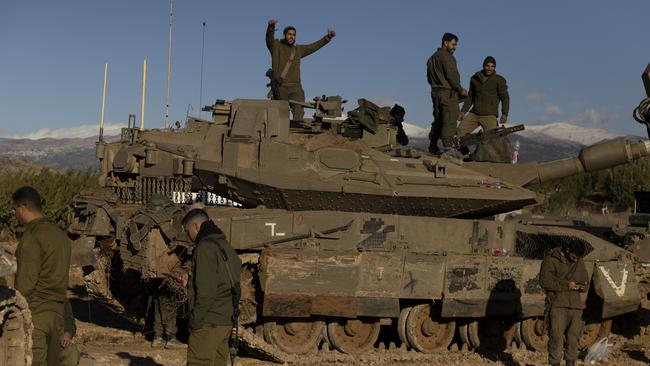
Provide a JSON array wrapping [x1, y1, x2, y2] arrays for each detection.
[[266, 19, 336, 121]]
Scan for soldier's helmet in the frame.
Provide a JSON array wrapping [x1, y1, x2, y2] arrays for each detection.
[[147, 194, 172, 211]]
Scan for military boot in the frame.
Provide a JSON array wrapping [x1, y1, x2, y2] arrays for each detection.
[[165, 337, 187, 349], [565, 360, 575, 366], [151, 337, 165, 348]]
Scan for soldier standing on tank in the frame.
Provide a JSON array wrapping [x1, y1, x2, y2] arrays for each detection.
[[11, 186, 71, 366], [457, 56, 510, 155], [427, 32, 468, 157], [183, 208, 241, 366], [266, 19, 336, 121], [59, 299, 80, 365], [538, 240, 589, 366]]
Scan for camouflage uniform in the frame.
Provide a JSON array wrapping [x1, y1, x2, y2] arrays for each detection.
[[151, 281, 179, 344], [15, 217, 71, 366], [538, 247, 589, 366], [426, 47, 464, 154], [60, 299, 80, 366], [187, 221, 241, 366], [266, 24, 332, 121]]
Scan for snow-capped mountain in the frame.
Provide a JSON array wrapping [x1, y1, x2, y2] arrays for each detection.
[[517, 122, 625, 146]]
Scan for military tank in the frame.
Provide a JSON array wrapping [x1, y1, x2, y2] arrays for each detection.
[[67, 88, 650, 357], [0, 247, 32, 365]]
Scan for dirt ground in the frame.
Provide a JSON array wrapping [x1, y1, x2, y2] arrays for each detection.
[[64, 263, 650, 366]]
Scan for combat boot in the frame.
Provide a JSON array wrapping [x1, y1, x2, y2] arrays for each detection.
[[151, 336, 165, 348], [565, 360, 575, 366], [165, 337, 187, 349]]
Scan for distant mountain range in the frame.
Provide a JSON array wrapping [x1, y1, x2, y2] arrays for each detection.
[[0, 122, 642, 170]]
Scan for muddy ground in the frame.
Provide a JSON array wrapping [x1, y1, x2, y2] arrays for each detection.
[[64, 263, 650, 366]]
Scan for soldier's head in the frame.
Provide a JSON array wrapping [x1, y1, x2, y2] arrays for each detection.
[[564, 239, 586, 263], [182, 208, 210, 242], [483, 56, 496, 76], [11, 186, 44, 225], [441, 33, 458, 54], [283, 26, 297, 45]]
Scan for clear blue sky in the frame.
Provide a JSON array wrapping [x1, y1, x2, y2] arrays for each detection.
[[1, 0, 649, 137]]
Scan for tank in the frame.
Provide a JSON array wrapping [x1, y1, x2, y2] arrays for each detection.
[[0, 247, 32, 365], [67, 94, 650, 358]]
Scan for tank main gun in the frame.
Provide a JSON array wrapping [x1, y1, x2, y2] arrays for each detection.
[[466, 138, 650, 187]]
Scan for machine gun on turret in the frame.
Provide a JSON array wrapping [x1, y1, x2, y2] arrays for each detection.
[[452, 124, 525, 150]]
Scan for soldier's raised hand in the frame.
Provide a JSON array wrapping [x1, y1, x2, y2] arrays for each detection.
[[327, 28, 336, 38], [268, 19, 278, 27], [499, 114, 508, 125]]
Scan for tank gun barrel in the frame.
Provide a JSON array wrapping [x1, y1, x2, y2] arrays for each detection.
[[469, 139, 650, 187]]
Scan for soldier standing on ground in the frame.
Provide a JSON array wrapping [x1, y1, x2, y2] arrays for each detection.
[[426, 32, 468, 157], [151, 280, 185, 349], [60, 299, 80, 365], [12, 186, 71, 366], [457, 56, 510, 156], [183, 209, 241, 366], [538, 240, 589, 366], [266, 19, 336, 121]]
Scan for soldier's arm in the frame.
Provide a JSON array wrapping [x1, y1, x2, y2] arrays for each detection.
[[539, 258, 569, 292], [266, 24, 275, 53], [442, 57, 463, 93], [190, 243, 219, 329], [461, 81, 474, 113], [299, 35, 332, 58], [63, 299, 77, 337], [14, 234, 40, 302], [498, 76, 510, 116]]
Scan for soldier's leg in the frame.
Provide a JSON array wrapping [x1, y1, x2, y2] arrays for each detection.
[[477, 115, 498, 131], [47, 312, 64, 366], [161, 293, 178, 339], [564, 309, 585, 364], [547, 307, 568, 366], [31, 312, 49, 366], [187, 327, 219, 366], [59, 344, 81, 366], [213, 326, 232, 366], [440, 95, 460, 155], [153, 295, 164, 340], [456, 112, 480, 136], [428, 91, 442, 154], [288, 85, 305, 121]]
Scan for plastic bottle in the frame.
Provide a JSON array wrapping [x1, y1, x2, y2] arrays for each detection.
[[584, 337, 613, 364], [512, 140, 520, 164]]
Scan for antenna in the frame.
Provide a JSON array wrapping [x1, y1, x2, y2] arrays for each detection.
[[141, 58, 147, 130], [199, 21, 206, 118], [99, 63, 108, 141], [164, 0, 173, 129]]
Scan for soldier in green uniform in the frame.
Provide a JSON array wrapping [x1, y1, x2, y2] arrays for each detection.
[[183, 208, 241, 366], [11, 186, 71, 366], [538, 240, 589, 366], [266, 19, 336, 121], [426, 32, 468, 156], [60, 299, 80, 366], [150, 280, 185, 349], [457, 56, 510, 155]]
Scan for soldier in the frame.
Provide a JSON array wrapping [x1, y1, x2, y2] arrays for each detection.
[[426, 32, 468, 157], [60, 299, 80, 366], [539, 240, 589, 366], [11, 186, 71, 366], [457, 56, 510, 155], [150, 280, 185, 349], [183, 208, 241, 366], [266, 19, 336, 121]]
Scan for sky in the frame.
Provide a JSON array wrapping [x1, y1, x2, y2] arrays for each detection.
[[0, 0, 649, 139]]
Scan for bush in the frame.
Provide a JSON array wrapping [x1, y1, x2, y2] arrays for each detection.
[[0, 169, 98, 232]]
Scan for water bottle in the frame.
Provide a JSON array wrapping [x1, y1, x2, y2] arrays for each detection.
[[512, 139, 520, 164]]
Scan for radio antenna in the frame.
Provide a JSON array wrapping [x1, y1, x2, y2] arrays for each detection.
[[199, 21, 206, 118], [164, 0, 173, 128]]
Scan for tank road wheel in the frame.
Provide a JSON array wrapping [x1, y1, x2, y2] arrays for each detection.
[[326, 319, 380, 354], [466, 317, 517, 352], [0, 290, 33, 366], [520, 317, 548, 351], [263, 318, 324, 354], [405, 303, 455, 353], [579, 318, 611, 349], [397, 307, 412, 347]]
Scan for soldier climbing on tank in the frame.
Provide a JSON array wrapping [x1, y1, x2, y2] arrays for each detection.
[[539, 240, 588, 366], [427, 32, 468, 157], [457, 56, 510, 158], [266, 19, 336, 122]]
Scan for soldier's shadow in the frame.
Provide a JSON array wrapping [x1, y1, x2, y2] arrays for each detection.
[[116, 352, 164, 366], [475, 279, 523, 366]]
